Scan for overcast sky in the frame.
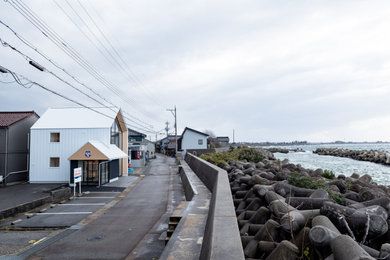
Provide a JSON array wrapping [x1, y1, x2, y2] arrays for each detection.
[[1, 0, 390, 142]]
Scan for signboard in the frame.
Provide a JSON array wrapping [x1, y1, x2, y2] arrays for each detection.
[[73, 167, 82, 196], [74, 167, 82, 183], [73, 167, 83, 183], [85, 150, 91, 158]]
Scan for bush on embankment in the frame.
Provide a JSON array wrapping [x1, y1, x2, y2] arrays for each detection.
[[200, 146, 265, 164]]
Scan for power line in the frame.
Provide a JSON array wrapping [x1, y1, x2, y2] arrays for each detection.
[[0, 64, 158, 134], [0, 36, 155, 131], [76, 0, 167, 108], [6, 0, 160, 123], [0, 19, 154, 129]]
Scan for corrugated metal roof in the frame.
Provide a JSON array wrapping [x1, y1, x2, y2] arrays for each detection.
[[0, 111, 37, 127], [89, 140, 128, 160], [31, 107, 120, 129]]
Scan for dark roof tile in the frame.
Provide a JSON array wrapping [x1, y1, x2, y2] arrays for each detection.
[[0, 111, 37, 127]]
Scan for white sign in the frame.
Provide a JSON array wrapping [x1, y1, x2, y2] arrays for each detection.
[[74, 167, 82, 183]]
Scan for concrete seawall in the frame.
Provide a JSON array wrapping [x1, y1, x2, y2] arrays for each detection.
[[183, 153, 244, 260]]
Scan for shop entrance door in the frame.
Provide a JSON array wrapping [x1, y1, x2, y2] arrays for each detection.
[[83, 160, 99, 185], [100, 161, 109, 185]]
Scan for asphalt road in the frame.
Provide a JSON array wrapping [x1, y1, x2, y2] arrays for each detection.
[[26, 155, 183, 260]]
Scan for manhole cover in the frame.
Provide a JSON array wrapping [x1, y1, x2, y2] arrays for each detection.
[[87, 235, 104, 241]]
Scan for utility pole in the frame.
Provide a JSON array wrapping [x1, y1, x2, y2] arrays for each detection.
[[233, 128, 235, 144], [167, 106, 177, 156]]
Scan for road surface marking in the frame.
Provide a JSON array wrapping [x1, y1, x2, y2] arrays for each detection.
[[85, 191, 120, 193], [57, 203, 105, 206], [77, 197, 115, 199], [37, 212, 93, 215]]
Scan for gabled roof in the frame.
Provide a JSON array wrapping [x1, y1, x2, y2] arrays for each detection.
[[31, 107, 124, 129], [128, 128, 146, 138], [181, 127, 209, 138], [68, 140, 127, 161], [0, 111, 38, 127]]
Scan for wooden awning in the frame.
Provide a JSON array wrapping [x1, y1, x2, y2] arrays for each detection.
[[68, 141, 128, 161]]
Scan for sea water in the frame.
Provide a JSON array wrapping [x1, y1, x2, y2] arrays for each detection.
[[263, 143, 390, 186]]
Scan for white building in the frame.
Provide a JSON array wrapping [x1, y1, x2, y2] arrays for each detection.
[[144, 139, 155, 160], [179, 127, 208, 156], [29, 107, 128, 185]]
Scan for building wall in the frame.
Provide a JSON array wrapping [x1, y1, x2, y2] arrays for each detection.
[[0, 128, 6, 178], [30, 128, 110, 183], [1, 114, 39, 182], [181, 131, 208, 155]]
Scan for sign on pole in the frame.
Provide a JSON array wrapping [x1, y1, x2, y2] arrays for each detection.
[[74, 167, 82, 196]]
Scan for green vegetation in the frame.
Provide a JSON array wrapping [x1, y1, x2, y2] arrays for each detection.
[[322, 170, 335, 179], [288, 173, 346, 205], [288, 173, 326, 190], [328, 193, 345, 206], [200, 147, 264, 164]]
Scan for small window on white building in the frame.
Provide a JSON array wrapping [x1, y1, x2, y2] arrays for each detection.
[[50, 157, 60, 167], [198, 139, 203, 145], [50, 132, 60, 142]]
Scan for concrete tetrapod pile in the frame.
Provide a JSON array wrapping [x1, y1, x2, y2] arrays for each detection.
[[219, 158, 390, 260], [314, 148, 390, 165]]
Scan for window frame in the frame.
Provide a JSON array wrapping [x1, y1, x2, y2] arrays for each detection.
[[49, 157, 60, 168], [198, 139, 203, 145], [50, 132, 60, 143]]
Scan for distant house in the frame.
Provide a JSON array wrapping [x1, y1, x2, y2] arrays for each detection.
[[128, 128, 146, 167], [0, 111, 39, 184], [217, 136, 230, 146], [179, 127, 208, 156], [128, 128, 147, 144], [127, 128, 155, 167], [29, 108, 128, 186], [144, 139, 155, 160]]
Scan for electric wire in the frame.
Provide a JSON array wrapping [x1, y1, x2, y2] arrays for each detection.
[[6, 0, 159, 123], [0, 36, 154, 131], [0, 20, 154, 129], [0, 22, 154, 129], [0, 64, 158, 134], [76, 0, 166, 108]]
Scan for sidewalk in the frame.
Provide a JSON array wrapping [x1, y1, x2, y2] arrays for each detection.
[[25, 154, 184, 260]]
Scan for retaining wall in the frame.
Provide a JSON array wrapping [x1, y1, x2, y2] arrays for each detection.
[[184, 153, 244, 260]]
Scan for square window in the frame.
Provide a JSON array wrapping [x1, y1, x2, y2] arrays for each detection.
[[50, 132, 60, 142], [50, 157, 60, 167], [198, 139, 203, 145]]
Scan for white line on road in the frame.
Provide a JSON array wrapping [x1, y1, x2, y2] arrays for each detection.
[[84, 192, 120, 194], [77, 197, 115, 199], [37, 212, 93, 215], [57, 203, 106, 206]]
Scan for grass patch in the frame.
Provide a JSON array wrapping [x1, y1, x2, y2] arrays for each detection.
[[288, 173, 346, 205], [322, 170, 335, 179], [200, 146, 264, 164]]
